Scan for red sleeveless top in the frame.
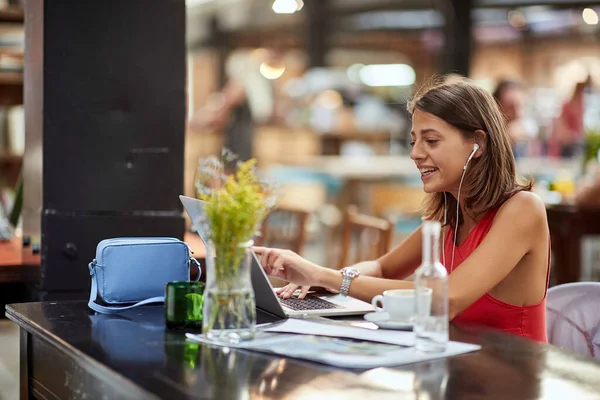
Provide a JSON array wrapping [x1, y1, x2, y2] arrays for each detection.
[[444, 208, 549, 342]]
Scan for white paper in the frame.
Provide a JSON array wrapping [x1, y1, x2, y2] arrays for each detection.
[[186, 330, 481, 369], [264, 318, 417, 346]]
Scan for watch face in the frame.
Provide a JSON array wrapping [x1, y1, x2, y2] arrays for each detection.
[[343, 267, 360, 277]]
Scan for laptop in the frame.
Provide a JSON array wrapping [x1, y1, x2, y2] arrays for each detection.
[[249, 251, 373, 317], [179, 195, 374, 318]]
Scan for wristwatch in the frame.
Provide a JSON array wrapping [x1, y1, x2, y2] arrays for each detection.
[[339, 267, 360, 297]]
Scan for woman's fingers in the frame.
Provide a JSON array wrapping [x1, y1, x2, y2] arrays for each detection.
[[297, 286, 310, 300], [281, 284, 299, 299], [272, 254, 285, 271], [259, 248, 271, 272], [275, 285, 291, 294], [251, 246, 268, 254]]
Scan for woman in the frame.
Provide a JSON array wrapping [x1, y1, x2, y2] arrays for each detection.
[[576, 174, 600, 208], [254, 79, 550, 342], [492, 80, 534, 156], [551, 80, 587, 158]]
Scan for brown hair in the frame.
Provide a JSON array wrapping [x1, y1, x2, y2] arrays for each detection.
[[407, 77, 532, 226]]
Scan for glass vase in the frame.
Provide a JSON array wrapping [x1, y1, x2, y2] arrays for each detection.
[[202, 239, 256, 343]]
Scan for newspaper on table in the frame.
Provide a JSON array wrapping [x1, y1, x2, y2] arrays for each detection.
[[186, 318, 480, 369]]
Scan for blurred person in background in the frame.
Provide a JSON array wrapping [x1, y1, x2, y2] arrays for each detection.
[[492, 80, 535, 157], [575, 174, 600, 208], [190, 50, 274, 164], [551, 79, 588, 158], [254, 78, 551, 342]]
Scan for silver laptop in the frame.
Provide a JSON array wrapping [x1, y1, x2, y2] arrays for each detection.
[[249, 251, 373, 317], [179, 195, 374, 318]]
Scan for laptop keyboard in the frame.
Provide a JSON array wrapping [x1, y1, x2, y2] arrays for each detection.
[[280, 295, 342, 311]]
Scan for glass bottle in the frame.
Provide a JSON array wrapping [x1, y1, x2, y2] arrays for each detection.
[[414, 220, 448, 352]]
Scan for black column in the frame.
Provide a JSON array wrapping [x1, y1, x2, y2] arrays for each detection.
[[305, 0, 330, 68], [23, 0, 187, 300], [439, 0, 473, 76]]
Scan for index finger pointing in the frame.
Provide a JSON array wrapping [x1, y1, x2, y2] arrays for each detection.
[[251, 246, 269, 255]]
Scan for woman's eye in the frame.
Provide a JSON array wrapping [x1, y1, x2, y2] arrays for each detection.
[[409, 141, 415, 147], [426, 140, 438, 145]]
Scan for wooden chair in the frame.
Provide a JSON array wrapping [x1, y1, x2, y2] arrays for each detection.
[[337, 205, 394, 270], [257, 205, 311, 288], [369, 183, 425, 219], [257, 205, 311, 255]]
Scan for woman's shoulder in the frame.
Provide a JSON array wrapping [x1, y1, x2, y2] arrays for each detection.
[[495, 191, 547, 229]]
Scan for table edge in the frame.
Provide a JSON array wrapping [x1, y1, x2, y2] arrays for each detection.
[[5, 305, 161, 400]]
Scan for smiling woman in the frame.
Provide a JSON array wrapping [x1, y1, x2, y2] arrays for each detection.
[[253, 77, 551, 343]]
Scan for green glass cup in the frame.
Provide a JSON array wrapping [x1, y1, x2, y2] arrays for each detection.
[[165, 281, 205, 331]]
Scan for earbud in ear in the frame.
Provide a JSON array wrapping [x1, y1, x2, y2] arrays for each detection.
[[464, 143, 479, 170]]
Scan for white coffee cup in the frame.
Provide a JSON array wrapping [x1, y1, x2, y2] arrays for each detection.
[[371, 289, 432, 322]]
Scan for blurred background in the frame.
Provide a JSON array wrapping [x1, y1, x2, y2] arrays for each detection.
[[181, 0, 600, 272], [1, 0, 600, 277]]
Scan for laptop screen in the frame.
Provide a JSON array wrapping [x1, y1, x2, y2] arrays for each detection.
[[179, 195, 209, 245], [250, 251, 287, 319]]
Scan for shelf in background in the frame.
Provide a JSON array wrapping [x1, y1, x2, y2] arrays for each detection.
[[0, 151, 22, 189], [0, 151, 22, 164], [0, 71, 21, 84], [0, 7, 23, 23]]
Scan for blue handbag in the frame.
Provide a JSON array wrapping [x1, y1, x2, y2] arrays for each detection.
[[88, 237, 202, 314]]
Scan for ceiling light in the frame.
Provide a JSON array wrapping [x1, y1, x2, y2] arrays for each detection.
[[346, 64, 364, 83], [582, 8, 599, 25], [186, 0, 214, 7], [259, 62, 286, 80], [508, 10, 527, 30], [359, 64, 416, 87], [272, 0, 298, 14]]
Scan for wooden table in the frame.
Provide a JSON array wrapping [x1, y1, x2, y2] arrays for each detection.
[[319, 131, 394, 156], [546, 204, 600, 285], [7, 301, 600, 400], [0, 237, 40, 283], [285, 155, 580, 211]]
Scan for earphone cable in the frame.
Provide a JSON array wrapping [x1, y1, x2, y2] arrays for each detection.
[[442, 191, 447, 267]]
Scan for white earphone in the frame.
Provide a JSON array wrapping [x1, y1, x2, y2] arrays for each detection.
[[464, 143, 479, 169], [443, 143, 479, 271]]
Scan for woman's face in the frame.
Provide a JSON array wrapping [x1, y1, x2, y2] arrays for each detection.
[[498, 87, 524, 122], [410, 109, 476, 194]]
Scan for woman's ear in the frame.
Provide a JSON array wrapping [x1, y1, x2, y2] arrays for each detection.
[[473, 129, 487, 158]]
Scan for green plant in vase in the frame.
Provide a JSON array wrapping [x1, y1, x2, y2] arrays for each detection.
[[195, 151, 277, 343]]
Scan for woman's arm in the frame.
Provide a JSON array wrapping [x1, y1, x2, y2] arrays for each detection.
[[341, 225, 423, 279], [318, 192, 547, 317], [255, 193, 547, 319], [377, 225, 423, 279], [274, 224, 423, 298]]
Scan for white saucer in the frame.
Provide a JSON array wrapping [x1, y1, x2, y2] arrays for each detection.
[[364, 312, 413, 330]]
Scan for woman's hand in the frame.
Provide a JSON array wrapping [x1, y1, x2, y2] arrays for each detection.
[[275, 283, 310, 299], [252, 246, 326, 288], [275, 284, 340, 299]]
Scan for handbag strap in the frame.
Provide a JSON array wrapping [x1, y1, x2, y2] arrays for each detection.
[[88, 261, 164, 314], [88, 256, 202, 314], [191, 257, 202, 281]]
